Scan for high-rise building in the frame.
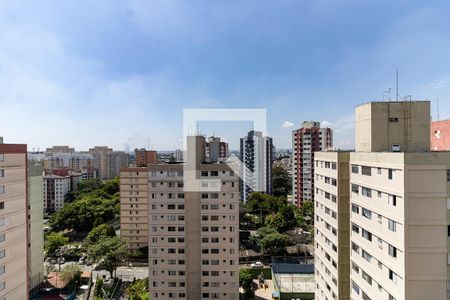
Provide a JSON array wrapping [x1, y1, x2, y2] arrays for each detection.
[[315, 100, 450, 300], [314, 151, 350, 300], [431, 119, 450, 151], [43, 170, 81, 212], [89, 146, 130, 180], [28, 163, 44, 294], [120, 136, 239, 299], [292, 121, 332, 206], [240, 130, 274, 202], [135, 148, 158, 167], [120, 168, 149, 250], [0, 138, 29, 299], [205, 136, 229, 162]]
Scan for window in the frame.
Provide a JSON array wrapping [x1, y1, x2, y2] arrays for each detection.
[[362, 271, 372, 285], [362, 250, 372, 262], [352, 224, 359, 234], [361, 166, 371, 176], [351, 165, 359, 174], [447, 198, 450, 209], [351, 204, 359, 214], [377, 167, 382, 174], [362, 208, 372, 219], [388, 169, 394, 180], [388, 195, 397, 206], [351, 184, 359, 194], [389, 117, 399, 122], [352, 262, 359, 273], [388, 219, 396, 232], [210, 171, 219, 176], [0, 218, 5, 226], [361, 187, 372, 198], [0, 187, 3, 194], [352, 281, 360, 295], [351, 242, 360, 254], [0, 170, 3, 177], [0, 250, 4, 258], [0, 203, 3, 210], [389, 269, 397, 283], [201, 171, 208, 176], [362, 229, 372, 241], [0, 234, 4, 243], [388, 245, 397, 258]]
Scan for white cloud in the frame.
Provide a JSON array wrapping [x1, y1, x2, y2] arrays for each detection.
[[281, 120, 294, 128]]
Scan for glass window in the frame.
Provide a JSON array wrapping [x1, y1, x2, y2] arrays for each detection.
[[388, 245, 397, 258], [362, 208, 372, 219], [388, 195, 397, 206], [361, 187, 372, 198], [351, 165, 358, 174], [388, 219, 396, 232], [362, 166, 371, 176]]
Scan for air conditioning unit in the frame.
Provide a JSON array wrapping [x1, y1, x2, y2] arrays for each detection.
[[392, 144, 401, 152]]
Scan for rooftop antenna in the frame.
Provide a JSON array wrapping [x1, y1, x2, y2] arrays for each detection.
[[437, 98, 440, 120], [396, 70, 399, 101], [383, 88, 392, 101]]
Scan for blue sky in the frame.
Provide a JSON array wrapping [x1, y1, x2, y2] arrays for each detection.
[[1, 1, 450, 151]]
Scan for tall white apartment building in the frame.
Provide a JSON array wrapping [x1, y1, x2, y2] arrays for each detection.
[[315, 100, 450, 300], [240, 130, 274, 202], [43, 174, 71, 212]]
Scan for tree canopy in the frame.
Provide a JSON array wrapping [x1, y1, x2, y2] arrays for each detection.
[[45, 232, 69, 256], [87, 236, 128, 278], [84, 224, 116, 245], [48, 178, 120, 233], [272, 165, 292, 197]]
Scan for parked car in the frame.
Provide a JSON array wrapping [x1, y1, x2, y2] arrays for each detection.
[[251, 261, 264, 268]]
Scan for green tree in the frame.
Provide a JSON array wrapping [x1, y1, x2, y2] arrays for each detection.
[[265, 213, 285, 232], [239, 268, 254, 296], [259, 231, 289, 255], [87, 236, 128, 278], [45, 232, 69, 256], [60, 264, 81, 287], [296, 200, 314, 234], [246, 192, 286, 219], [84, 224, 116, 245], [126, 278, 149, 300], [279, 205, 297, 232], [49, 195, 118, 232], [272, 165, 292, 197]]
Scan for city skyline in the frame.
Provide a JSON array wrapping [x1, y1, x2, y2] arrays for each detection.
[[1, 1, 450, 150]]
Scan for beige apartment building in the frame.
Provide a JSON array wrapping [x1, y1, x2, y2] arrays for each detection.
[[120, 167, 149, 249], [314, 151, 350, 300], [120, 136, 239, 299], [0, 139, 29, 299], [315, 100, 450, 300]]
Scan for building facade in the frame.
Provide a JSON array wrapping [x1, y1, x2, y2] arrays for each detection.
[[0, 139, 29, 299], [29, 163, 44, 293], [314, 151, 350, 300], [240, 130, 274, 202], [43, 174, 72, 212], [120, 136, 239, 299], [431, 119, 450, 151], [120, 167, 149, 249], [90, 146, 130, 180], [204, 136, 229, 162], [315, 100, 450, 300], [135, 148, 158, 167], [292, 121, 332, 207]]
